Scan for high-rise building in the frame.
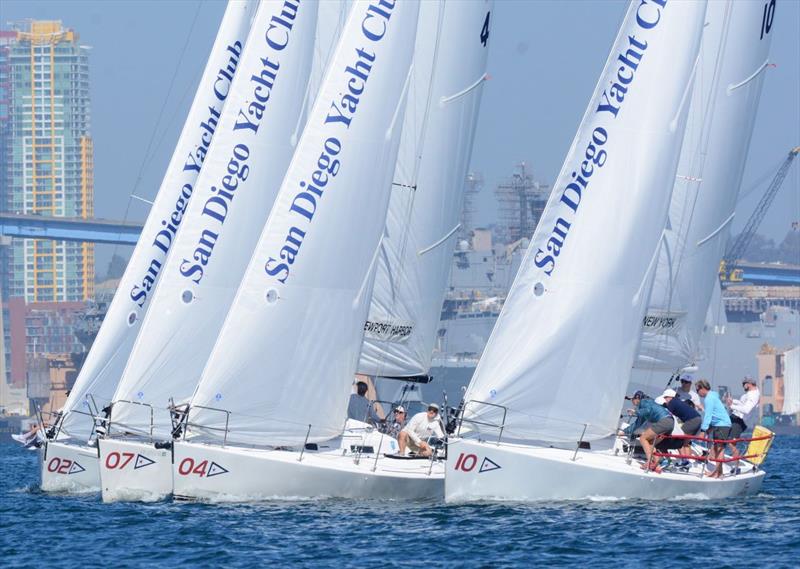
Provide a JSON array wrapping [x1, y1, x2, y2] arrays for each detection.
[[0, 20, 94, 303]]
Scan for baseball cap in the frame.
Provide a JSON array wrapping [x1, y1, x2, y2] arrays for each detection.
[[742, 376, 756, 386], [427, 403, 440, 412], [662, 388, 677, 399], [625, 390, 647, 401], [394, 405, 405, 413], [679, 374, 694, 383]]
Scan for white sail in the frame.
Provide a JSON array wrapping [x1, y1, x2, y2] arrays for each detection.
[[188, 0, 420, 447], [783, 347, 800, 416], [461, 0, 707, 443], [357, 1, 492, 378], [58, 0, 257, 441], [110, 0, 318, 438], [635, 0, 775, 374]]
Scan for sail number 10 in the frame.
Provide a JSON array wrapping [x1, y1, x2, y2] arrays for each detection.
[[760, 0, 775, 40]]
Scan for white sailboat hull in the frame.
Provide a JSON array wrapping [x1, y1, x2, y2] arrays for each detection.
[[445, 438, 765, 502], [98, 438, 173, 502], [173, 440, 443, 501], [39, 441, 100, 493]]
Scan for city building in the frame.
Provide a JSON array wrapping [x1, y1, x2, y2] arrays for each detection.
[[0, 20, 94, 303]]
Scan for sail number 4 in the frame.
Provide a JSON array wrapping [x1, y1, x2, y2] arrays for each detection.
[[480, 12, 490, 47]]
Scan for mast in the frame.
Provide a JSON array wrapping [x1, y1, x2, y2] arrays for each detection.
[[634, 0, 776, 379], [461, 0, 708, 444], [57, 1, 258, 441], [109, 0, 319, 439], [187, 0, 420, 447], [358, 1, 493, 378]]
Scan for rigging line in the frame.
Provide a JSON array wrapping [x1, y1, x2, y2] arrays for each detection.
[[418, 223, 461, 256], [727, 59, 770, 93], [696, 212, 735, 247], [440, 73, 488, 105], [111, 0, 204, 261], [668, 53, 700, 133]]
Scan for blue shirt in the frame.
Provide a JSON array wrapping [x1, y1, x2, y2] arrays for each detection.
[[666, 397, 700, 423], [700, 391, 732, 431], [625, 399, 671, 436]]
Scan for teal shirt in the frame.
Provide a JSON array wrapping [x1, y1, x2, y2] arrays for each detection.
[[625, 399, 671, 436], [700, 391, 732, 431]]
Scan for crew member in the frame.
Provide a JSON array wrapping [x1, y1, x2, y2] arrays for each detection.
[[725, 376, 761, 473], [385, 406, 406, 439], [623, 390, 674, 473], [695, 379, 732, 479], [676, 375, 703, 411], [347, 381, 380, 424], [398, 404, 444, 458], [657, 388, 701, 461]]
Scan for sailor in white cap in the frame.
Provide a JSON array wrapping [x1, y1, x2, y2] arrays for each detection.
[[397, 403, 444, 457]]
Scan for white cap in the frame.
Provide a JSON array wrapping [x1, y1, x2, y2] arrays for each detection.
[[662, 388, 677, 399], [655, 396, 666, 405], [394, 405, 405, 413], [427, 403, 440, 412]]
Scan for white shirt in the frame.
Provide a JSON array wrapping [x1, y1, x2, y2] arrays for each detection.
[[402, 412, 444, 444], [730, 388, 760, 424]]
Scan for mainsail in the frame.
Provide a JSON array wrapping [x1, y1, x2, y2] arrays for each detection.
[[461, 0, 707, 443], [188, 0, 420, 447], [109, 0, 318, 438], [58, 0, 257, 441], [357, 1, 492, 378], [634, 0, 775, 377]]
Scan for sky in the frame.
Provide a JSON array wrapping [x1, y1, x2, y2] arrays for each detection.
[[3, 0, 799, 276]]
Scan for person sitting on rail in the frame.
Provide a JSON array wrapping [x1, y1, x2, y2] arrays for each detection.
[[725, 376, 761, 474], [623, 390, 674, 473], [347, 381, 381, 424], [695, 379, 732, 479], [656, 388, 701, 463], [398, 404, 444, 458]]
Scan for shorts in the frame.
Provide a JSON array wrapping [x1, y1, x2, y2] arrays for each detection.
[[651, 416, 675, 436], [709, 426, 731, 444], [729, 415, 747, 439], [406, 437, 423, 453], [680, 416, 702, 436]]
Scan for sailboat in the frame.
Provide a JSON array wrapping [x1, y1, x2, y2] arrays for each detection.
[[97, 0, 319, 502], [37, 0, 257, 493], [443, 0, 758, 502], [632, 0, 775, 392], [170, 0, 430, 502]]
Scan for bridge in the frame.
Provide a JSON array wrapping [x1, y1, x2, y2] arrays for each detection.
[[0, 213, 143, 245]]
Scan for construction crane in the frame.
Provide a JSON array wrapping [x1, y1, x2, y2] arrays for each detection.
[[720, 146, 800, 282]]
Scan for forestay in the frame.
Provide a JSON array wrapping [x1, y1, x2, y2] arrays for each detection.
[[58, 0, 257, 442], [110, 0, 318, 438], [634, 0, 775, 376], [462, 0, 707, 443], [188, 0, 420, 447], [358, 1, 492, 378]]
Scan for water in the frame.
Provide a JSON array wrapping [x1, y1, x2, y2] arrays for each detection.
[[2, 438, 799, 568]]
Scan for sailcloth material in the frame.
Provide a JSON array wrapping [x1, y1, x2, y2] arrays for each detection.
[[110, 0, 318, 438], [783, 347, 800, 416], [635, 0, 774, 374], [358, 1, 492, 378], [189, 0, 420, 446], [462, 0, 707, 443], [58, 0, 257, 441]]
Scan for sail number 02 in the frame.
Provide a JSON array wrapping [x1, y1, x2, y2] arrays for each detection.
[[760, 0, 775, 40]]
